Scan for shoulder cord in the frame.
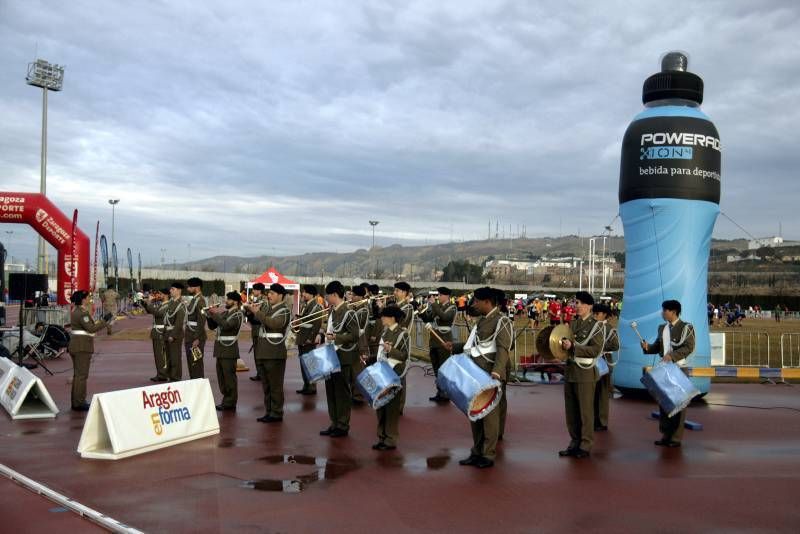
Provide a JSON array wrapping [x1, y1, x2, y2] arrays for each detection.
[[262, 307, 291, 345], [216, 310, 245, 347], [163, 301, 186, 329], [185, 296, 202, 332], [329, 309, 358, 351], [603, 324, 621, 366], [574, 320, 605, 370]]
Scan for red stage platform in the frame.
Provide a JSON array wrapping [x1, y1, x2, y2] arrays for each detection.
[[2, 316, 799, 532]]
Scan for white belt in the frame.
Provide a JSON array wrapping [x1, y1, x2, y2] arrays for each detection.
[[574, 357, 595, 366], [72, 330, 95, 337], [187, 321, 198, 327], [154, 326, 165, 331], [260, 332, 285, 339], [436, 326, 452, 332], [387, 357, 403, 368], [300, 324, 314, 329], [217, 336, 238, 342], [359, 328, 366, 337], [467, 340, 496, 358]]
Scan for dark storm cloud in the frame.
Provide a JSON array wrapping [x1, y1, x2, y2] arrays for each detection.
[[1, 0, 798, 264]]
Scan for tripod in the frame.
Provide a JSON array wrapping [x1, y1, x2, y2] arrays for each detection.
[[14, 303, 54, 376]]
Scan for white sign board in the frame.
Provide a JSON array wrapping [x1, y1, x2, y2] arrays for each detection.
[[710, 332, 726, 367], [78, 378, 219, 460], [0, 358, 59, 420]]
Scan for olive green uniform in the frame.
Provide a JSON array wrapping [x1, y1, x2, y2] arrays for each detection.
[[376, 324, 409, 447], [68, 307, 107, 408], [253, 301, 291, 418], [163, 298, 186, 381], [397, 300, 414, 410], [420, 301, 456, 398], [295, 299, 323, 393], [246, 294, 263, 376], [594, 323, 619, 428], [564, 315, 605, 452], [366, 300, 383, 364], [212, 307, 244, 408], [325, 303, 360, 432], [142, 299, 169, 380], [643, 319, 696, 443], [351, 303, 370, 402], [183, 293, 207, 379], [464, 307, 512, 461]]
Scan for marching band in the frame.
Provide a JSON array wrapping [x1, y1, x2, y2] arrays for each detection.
[[86, 278, 696, 467]]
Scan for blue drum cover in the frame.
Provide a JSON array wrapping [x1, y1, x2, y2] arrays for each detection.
[[300, 344, 341, 383], [356, 361, 402, 410], [640, 362, 699, 417], [436, 354, 502, 422], [596, 356, 609, 379]]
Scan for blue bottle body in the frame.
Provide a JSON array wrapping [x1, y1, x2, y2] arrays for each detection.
[[615, 104, 721, 393]]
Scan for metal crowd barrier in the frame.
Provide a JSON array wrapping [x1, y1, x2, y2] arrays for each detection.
[[22, 306, 70, 327], [780, 333, 800, 369], [719, 330, 772, 367]]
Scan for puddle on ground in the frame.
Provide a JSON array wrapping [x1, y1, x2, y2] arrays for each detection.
[[217, 437, 251, 448]]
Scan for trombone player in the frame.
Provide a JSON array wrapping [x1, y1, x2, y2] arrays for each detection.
[[419, 287, 456, 403]]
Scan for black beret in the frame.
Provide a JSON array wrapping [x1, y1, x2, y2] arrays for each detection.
[[302, 284, 318, 296], [226, 291, 242, 302], [160, 288, 170, 294], [437, 286, 451, 295], [252, 283, 266, 291], [473, 286, 497, 303], [187, 277, 203, 287], [269, 283, 287, 295], [575, 291, 594, 305], [394, 281, 411, 292], [70, 290, 89, 305], [368, 284, 380, 295], [593, 303, 612, 315], [380, 306, 405, 322], [171, 282, 185, 290], [352, 285, 367, 297]]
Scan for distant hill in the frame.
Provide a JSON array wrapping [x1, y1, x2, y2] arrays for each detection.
[[173, 235, 750, 280]]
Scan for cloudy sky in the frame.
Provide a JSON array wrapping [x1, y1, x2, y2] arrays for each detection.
[[1, 0, 798, 266]]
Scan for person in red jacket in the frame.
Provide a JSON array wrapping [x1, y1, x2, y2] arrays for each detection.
[[548, 299, 562, 325]]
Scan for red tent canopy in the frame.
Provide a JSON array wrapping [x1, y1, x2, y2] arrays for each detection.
[[247, 268, 300, 290]]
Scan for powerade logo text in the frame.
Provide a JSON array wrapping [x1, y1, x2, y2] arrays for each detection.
[[142, 386, 192, 435], [640, 132, 721, 160]]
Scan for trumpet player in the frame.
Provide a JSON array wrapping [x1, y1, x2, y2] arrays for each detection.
[[295, 285, 324, 395], [419, 287, 456, 403], [210, 291, 245, 411], [142, 289, 169, 382], [350, 285, 370, 405], [247, 283, 266, 382], [163, 282, 187, 382], [366, 284, 383, 363], [245, 283, 291, 423], [184, 277, 207, 379], [558, 291, 604, 459], [393, 282, 414, 330]]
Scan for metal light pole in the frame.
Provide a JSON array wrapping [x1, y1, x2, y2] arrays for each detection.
[[27, 59, 65, 274], [108, 199, 120, 247], [369, 220, 380, 249]]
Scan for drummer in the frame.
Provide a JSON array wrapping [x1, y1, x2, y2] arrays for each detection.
[[640, 300, 695, 448], [558, 291, 604, 459], [459, 287, 513, 469], [373, 306, 410, 451], [592, 303, 619, 432]]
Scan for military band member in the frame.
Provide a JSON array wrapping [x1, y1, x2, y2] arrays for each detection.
[[641, 300, 696, 448], [246, 283, 291, 423], [184, 277, 207, 379], [350, 285, 370, 404], [320, 281, 360, 438], [558, 291, 605, 459], [163, 282, 187, 382], [68, 290, 112, 411], [419, 287, 456, 403], [593, 303, 619, 431], [393, 281, 414, 330], [458, 287, 513, 469], [295, 285, 323, 395], [210, 291, 244, 411], [494, 289, 513, 441], [142, 290, 169, 382], [247, 283, 266, 381], [366, 284, 383, 363], [373, 306, 410, 451]]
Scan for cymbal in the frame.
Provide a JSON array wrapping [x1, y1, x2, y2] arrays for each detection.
[[535, 326, 555, 360], [548, 324, 574, 361]]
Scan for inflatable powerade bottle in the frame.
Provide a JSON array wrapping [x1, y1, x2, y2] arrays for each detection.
[[615, 52, 721, 395]]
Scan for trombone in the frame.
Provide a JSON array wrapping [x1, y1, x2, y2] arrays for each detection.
[[290, 307, 329, 330]]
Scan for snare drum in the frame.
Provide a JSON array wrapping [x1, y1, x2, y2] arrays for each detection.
[[300, 344, 341, 383], [356, 361, 402, 410], [640, 362, 699, 418], [436, 354, 503, 421]]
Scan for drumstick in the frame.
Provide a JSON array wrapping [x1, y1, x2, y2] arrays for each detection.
[[425, 324, 449, 347], [629, 321, 645, 343]]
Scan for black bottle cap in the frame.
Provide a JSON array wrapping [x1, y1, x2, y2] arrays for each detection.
[[642, 51, 704, 105]]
